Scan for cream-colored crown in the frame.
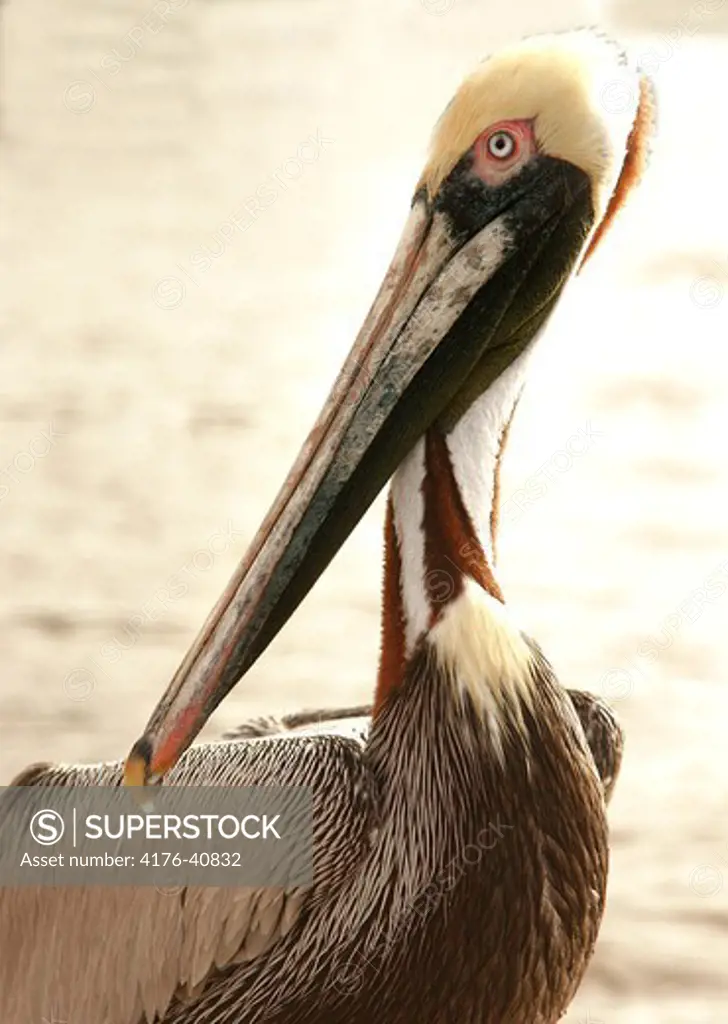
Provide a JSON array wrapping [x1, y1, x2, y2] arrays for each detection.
[[420, 29, 642, 222]]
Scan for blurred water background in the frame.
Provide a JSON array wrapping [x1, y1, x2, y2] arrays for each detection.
[[2, 0, 728, 1019]]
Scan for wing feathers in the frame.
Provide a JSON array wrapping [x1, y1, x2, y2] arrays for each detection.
[[0, 693, 619, 1024], [0, 731, 374, 1024]]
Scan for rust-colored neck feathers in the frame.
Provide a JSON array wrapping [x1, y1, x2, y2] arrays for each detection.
[[421, 430, 504, 613], [374, 428, 502, 714], [377, 496, 407, 710]]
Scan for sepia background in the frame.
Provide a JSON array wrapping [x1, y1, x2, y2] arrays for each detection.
[[2, 0, 728, 1019]]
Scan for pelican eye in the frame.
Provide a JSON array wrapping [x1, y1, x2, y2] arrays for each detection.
[[486, 130, 517, 160]]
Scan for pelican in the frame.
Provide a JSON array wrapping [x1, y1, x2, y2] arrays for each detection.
[[0, 28, 651, 1024]]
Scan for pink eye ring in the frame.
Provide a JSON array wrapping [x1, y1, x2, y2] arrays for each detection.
[[472, 119, 536, 185], [486, 129, 517, 160]]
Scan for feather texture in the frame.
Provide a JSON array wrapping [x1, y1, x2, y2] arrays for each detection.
[[0, 683, 620, 1024]]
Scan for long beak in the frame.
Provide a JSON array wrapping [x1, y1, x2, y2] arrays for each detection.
[[125, 156, 593, 785]]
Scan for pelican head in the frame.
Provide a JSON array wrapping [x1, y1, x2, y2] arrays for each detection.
[[125, 29, 652, 785]]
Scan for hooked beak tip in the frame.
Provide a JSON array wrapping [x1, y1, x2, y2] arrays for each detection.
[[123, 736, 153, 787]]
